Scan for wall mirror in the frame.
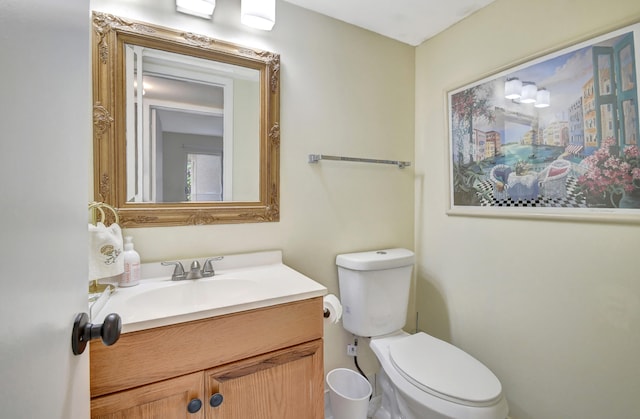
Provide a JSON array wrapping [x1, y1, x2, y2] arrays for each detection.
[[92, 12, 280, 227]]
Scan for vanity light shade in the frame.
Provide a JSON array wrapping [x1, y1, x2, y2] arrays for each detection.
[[241, 0, 276, 30], [504, 78, 522, 100], [520, 83, 538, 104], [176, 0, 216, 19], [534, 88, 551, 108]]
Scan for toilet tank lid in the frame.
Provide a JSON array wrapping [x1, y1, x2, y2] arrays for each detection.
[[336, 248, 415, 271]]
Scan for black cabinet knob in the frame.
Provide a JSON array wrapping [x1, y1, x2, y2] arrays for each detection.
[[209, 393, 224, 407], [71, 312, 121, 355], [187, 398, 202, 413]]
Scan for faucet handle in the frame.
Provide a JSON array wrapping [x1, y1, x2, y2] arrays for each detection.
[[202, 256, 224, 277], [161, 261, 185, 280]]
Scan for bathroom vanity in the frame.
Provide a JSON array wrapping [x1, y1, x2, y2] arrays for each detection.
[[89, 251, 326, 419]]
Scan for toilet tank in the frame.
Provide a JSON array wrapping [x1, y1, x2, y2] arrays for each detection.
[[336, 248, 415, 337]]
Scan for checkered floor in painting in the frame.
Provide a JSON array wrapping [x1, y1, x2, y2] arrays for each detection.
[[476, 176, 588, 208]]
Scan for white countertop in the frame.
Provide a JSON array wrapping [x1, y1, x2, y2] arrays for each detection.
[[93, 250, 327, 333]]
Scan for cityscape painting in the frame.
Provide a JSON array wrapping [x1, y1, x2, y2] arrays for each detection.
[[448, 23, 640, 219]]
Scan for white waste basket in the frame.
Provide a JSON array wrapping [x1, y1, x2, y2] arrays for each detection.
[[326, 368, 372, 419]]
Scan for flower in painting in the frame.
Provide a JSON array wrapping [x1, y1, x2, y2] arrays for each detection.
[[577, 137, 640, 199]]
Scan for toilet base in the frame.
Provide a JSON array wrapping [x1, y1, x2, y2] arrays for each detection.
[[372, 368, 422, 419]]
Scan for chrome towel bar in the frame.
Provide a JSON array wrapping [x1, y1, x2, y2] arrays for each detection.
[[308, 154, 411, 169]]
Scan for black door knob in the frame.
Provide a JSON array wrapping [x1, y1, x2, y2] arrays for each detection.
[[187, 398, 202, 413], [209, 393, 224, 407], [71, 312, 121, 355]]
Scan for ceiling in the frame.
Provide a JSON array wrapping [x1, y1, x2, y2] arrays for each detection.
[[282, 0, 496, 46]]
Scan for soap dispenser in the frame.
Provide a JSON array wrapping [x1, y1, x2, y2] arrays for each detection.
[[120, 236, 140, 287]]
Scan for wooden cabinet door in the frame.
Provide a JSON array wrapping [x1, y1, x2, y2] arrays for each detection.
[[205, 339, 324, 419], [91, 372, 205, 419]]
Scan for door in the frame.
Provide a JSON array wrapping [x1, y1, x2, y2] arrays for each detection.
[[188, 152, 223, 201], [205, 340, 324, 419], [91, 372, 205, 419], [0, 0, 91, 418]]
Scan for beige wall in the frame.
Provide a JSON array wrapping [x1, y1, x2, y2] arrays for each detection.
[[91, 0, 415, 376], [91, 1, 640, 417], [416, 0, 640, 418]]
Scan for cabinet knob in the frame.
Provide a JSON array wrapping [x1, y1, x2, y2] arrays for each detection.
[[187, 398, 202, 413], [209, 393, 224, 407]]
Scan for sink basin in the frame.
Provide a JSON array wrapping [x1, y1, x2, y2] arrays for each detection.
[[93, 250, 327, 332], [126, 278, 260, 318]]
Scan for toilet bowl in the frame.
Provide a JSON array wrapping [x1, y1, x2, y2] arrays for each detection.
[[369, 331, 508, 419], [336, 249, 509, 419]]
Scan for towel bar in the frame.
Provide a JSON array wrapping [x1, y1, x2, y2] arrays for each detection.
[[308, 154, 411, 169], [88, 201, 119, 225]]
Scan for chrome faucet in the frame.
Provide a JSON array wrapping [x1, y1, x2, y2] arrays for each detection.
[[186, 260, 203, 280], [162, 257, 224, 281], [162, 261, 202, 280]]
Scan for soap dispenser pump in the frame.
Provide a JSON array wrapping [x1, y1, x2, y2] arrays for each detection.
[[120, 236, 140, 287]]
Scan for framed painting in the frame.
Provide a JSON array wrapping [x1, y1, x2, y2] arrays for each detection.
[[447, 22, 640, 222]]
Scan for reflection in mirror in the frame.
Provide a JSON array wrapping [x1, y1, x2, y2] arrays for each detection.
[[92, 12, 280, 227], [126, 45, 260, 203]]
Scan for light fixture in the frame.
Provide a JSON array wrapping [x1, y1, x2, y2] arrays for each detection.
[[133, 80, 150, 96], [534, 88, 550, 108], [241, 0, 275, 31], [505, 77, 551, 106], [504, 77, 522, 100], [520, 82, 538, 104], [176, 0, 216, 19]]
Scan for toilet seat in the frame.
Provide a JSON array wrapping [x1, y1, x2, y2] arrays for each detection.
[[389, 332, 503, 407]]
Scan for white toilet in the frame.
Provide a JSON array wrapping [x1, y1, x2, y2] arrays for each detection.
[[336, 248, 508, 419]]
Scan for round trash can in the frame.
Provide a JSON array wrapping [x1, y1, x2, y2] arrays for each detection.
[[326, 368, 372, 419]]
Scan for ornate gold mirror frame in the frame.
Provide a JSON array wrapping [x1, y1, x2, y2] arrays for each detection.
[[92, 12, 280, 227]]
